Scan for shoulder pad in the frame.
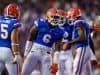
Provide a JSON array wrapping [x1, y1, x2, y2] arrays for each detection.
[[0, 16, 4, 19], [12, 19, 22, 28], [34, 18, 46, 27]]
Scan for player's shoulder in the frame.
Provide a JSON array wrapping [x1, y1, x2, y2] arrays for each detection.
[[10, 17, 20, 23], [0, 16, 4, 19], [3, 16, 20, 23], [0, 16, 13, 24], [34, 18, 46, 27], [0, 16, 4, 22], [63, 22, 73, 31], [6, 17, 22, 28], [13, 19, 22, 27], [74, 17, 89, 26]]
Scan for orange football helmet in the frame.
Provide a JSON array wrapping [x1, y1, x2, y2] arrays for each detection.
[[4, 3, 20, 19], [45, 8, 60, 26], [57, 9, 66, 26], [67, 8, 81, 21]]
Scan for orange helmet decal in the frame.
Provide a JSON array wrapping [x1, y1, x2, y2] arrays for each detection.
[[4, 3, 20, 19]]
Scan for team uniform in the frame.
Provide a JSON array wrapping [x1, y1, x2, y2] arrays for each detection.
[[0, 16, 21, 75], [57, 23, 73, 75], [72, 17, 96, 75], [22, 18, 66, 75]]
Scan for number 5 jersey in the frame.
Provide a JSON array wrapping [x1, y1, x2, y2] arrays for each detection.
[[0, 16, 21, 48]]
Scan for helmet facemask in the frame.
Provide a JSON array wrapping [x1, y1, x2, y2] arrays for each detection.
[[49, 15, 60, 26], [58, 16, 66, 26], [67, 16, 74, 25]]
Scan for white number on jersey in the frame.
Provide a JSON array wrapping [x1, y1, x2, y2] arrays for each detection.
[[43, 34, 51, 43], [62, 32, 69, 42], [0, 24, 8, 39]]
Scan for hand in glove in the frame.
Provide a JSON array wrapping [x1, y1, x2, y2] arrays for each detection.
[[50, 63, 58, 75]]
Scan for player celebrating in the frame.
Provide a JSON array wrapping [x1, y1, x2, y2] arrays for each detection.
[[53, 9, 73, 75], [22, 8, 67, 75], [63, 8, 96, 75], [0, 3, 22, 75]]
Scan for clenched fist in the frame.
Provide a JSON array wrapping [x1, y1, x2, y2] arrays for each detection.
[[49, 63, 58, 75]]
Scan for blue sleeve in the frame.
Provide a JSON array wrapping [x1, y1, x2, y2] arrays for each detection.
[[13, 20, 22, 29], [34, 19, 40, 30], [74, 20, 84, 27], [0, 16, 3, 19], [74, 20, 90, 31], [10, 19, 21, 31], [34, 18, 45, 30]]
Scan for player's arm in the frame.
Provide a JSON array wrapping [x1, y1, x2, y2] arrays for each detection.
[[24, 25, 38, 57], [11, 28, 20, 54], [50, 39, 61, 74], [11, 23, 23, 66], [69, 25, 86, 44], [63, 25, 86, 50], [52, 39, 62, 63], [55, 39, 62, 52]]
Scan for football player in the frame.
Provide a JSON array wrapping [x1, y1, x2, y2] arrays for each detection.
[[22, 8, 67, 75], [63, 8, 96, 75], [53, 9, 73, 75], [0, 3, 22, 75], [59, 10, 74, 75]]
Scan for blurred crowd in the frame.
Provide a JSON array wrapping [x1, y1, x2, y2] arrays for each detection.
[[0, 0, 100, 24], [0, 0, 100, 75]]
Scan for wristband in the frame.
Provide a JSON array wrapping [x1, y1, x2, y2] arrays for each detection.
[[14, 52, 20, 55], [12, 43, 19, 46]]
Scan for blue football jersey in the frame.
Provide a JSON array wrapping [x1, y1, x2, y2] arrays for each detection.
[[0, 16, 21, 48], [34, 18, 65, 48], [62, 23, 73, 50], [73, 17, 90, 48]]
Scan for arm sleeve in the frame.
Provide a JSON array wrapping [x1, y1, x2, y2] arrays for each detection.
[[34, 18, 46, 30], [12, 20, 22, 30]]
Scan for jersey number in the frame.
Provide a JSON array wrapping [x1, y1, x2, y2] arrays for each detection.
[[43, 34, 51, 43], [0, 24, 8, 39]]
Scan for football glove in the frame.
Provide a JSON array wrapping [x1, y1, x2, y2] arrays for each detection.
[[50, 63, 58, 74]]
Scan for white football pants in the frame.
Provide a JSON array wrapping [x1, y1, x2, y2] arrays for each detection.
[[22, 43, 52, 75], [0, 47, 18, 75]]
